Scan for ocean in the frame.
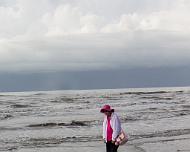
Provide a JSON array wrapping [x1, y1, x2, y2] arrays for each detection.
[[0, 87, 190, 152]]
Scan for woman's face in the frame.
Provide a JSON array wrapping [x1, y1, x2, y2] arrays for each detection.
[[104, 111, 111, 116]]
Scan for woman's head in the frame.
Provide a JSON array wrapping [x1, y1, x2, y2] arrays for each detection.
[[100, 105, 114, 116]]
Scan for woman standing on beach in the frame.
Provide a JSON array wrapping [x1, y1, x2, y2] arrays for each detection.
[[100, 105, 121, 152]]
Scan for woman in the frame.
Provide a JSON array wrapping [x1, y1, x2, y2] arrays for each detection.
[[100, 105, 121, 152]]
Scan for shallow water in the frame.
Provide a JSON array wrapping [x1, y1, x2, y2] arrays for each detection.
[[0, 87, 190, 152]]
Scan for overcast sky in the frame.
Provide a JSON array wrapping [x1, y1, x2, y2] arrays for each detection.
[[0, 0, 190, 91]]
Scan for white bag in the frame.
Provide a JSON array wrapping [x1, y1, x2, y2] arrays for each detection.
[[115, 130, 128, 145]]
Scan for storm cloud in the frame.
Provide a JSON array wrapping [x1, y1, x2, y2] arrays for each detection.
[[0, 0, 190, 91], [0, 0, 190, 72]]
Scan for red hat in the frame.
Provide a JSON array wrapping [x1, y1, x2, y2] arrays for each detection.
[[100, 105, 114, 113]]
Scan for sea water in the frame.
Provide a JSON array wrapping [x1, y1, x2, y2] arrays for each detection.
[[0, 87, 190, 152]]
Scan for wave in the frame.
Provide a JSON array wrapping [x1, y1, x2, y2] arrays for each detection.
[[140, 96, 173, 100], [1, 128, 190, 151], [0, 135, 102, 151], [130, 128, 190, 140], [27, 120, 93, 128], [10, 104, 30, 108], [122, 109, 190, 122], [0, 114, 13, 120], [120, 90, 183, 95]]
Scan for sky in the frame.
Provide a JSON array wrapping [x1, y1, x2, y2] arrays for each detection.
[[0, 0, 190, 91]]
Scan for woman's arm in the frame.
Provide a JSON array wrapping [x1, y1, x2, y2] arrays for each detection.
[[102, 117, 106, 140], [111, 114, 121, 141]]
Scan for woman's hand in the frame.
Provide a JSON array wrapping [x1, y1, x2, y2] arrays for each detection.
[[111, 140, 115, 144], [103, 139, 106, 143]]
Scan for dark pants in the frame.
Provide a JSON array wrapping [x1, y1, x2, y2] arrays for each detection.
[[106, 141, 119, 152]]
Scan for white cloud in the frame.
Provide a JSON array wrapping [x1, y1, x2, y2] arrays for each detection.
[[42, 4, 105, 36], [102, 1, 190, 33], [43, 4, 82, 36], [80, 14, 104, 33], [0, 5, 21, 38], [0, 0, 190, 72], [1, 0, 190, 37]]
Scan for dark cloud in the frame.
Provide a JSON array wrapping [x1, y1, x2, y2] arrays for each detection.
[[1, 31, 190, 72], [1, 66, 190, 92], [0, 0, 190, 91]]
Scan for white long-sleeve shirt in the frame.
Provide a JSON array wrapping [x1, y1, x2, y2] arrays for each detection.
[[102, 113, 121, 142]]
